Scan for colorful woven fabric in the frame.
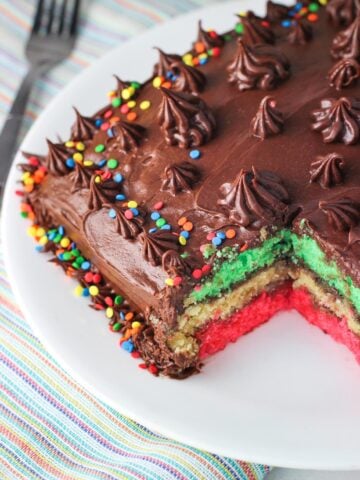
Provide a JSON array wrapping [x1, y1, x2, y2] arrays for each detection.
[[0, 1, 271, 478]]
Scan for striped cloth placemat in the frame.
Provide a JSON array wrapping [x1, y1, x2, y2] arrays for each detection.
[[0, 1, 271, 478]]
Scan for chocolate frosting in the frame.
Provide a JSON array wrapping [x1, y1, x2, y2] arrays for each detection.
[[331, 14, 360, 60], [328, 58, 360, 90], [239, 11, 275, 46], [18, 162, 37, 174], [287, 20, 313, 45], [139, 230, 179, 266], [157, 88, 216, 148], [250, 96, 284, 140], [71, 108, 97, 141], [113, 75, 130, 96], [154, 285, 187, 326], [18, 151, 44, 173], [134, 324, 199, 378], [154, 48, 182, 77], [309, 153, 345, 188], [29, 194, 53, 226], [326, 0, 359, 27], [114, 207, 143, 239], [45, 140, 71, 176], [266, 1, 289, 22], [348, 224, 360, 248], [195, 20, 224, 50], [218, 167, 289, 227], [319, 196, 360, 230], [169, 60, 206, 94], [88, 175, 121, 210], [311, 97, 360, 145], [161, 250, 193, 276], [227, 39, 290, 91], [108, 120, 145, 152], [162, 161, 201, 195], [70, 162, 95, 193]]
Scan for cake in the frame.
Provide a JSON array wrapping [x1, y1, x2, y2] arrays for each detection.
[[18, 0, 360, 378]]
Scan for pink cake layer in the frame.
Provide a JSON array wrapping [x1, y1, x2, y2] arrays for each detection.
[[196, 285, 360, 362], [291, 288, 360, 363], [197, 284, 293, 358]]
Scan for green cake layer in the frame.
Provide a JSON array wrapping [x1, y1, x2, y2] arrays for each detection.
[[191, 230, 360, 315], [291, 235, 360, 314], [192, 230, 292, 301]]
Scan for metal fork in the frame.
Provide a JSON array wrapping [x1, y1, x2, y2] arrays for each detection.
[[0, 0, 80, 191]]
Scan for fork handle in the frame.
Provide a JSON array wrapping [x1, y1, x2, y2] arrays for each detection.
[[0, 67, 41, 191]]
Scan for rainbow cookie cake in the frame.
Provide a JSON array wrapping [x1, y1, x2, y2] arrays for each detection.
[[19, 0, 360, 378]]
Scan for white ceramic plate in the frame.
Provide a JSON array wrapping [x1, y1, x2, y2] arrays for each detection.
[[3, 0, 360, 470]]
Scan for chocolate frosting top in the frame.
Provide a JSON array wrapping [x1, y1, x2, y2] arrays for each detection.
[[108, 120, 145, 153], [331, 14, 360, 60], [195, 20, 224, 50], [311, 97, 360, 145], [45, 140, 70, 176], [266, 1, 289, 22], [326, 0, 359, 27], [319, 196, 360, 231], [218, 167, 289, 227], [328, 58, 360, 90], [162, 161, 201, 195], [309, 152, 345, 189], [157, 87, 216, 148], [88, 176, 110, 211], [113, 207, 143, 240], [240, 11, 275, 46], [287, 20, 313, 45], [71, 108, 97, 141], [32, 6, 360, 319], [154, 48, 182, 77], [169, 60, 206, 94], [70, 161, 94, 192], [250, 95, 284, 140], [88, 175, 122, 210], [28, 193, 53, 226], [227, 39, 290, 91], [113, 75, 130, 96], [161, 250, 193, 276], [139, 230, 179, 266], [348, 224, 360, 248]]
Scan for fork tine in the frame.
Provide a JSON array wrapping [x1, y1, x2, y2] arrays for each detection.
[[32, 0, 44, 33], [57, 0, 67, 35], [46, 0, 56, 34], [69, 0, 80, 36]]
